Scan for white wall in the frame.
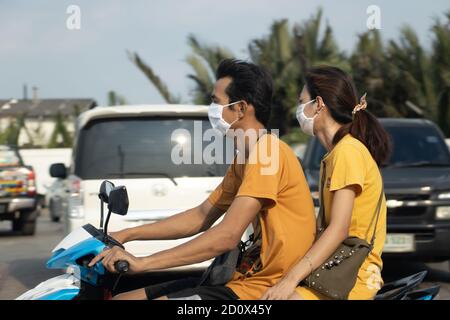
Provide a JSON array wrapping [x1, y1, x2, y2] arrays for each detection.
[[19, 148, 72, 195]]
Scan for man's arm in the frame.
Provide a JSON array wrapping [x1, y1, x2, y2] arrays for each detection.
[[90, 196, 264, 272], [136, 196, 263, 271], [113, 199, 225, 243]]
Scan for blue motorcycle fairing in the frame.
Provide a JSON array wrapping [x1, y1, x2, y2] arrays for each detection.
[[38, 288, 80, 300], [47, 237, 106, 286]]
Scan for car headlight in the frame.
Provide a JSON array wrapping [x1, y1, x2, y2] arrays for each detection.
[[438, 192, 450, 200], [436, 207, 450, 220]]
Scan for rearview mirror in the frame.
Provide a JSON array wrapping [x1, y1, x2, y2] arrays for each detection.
[[98, 180, 115, 204], [107, 186, 129, 216], [49, 163, 67, 179]]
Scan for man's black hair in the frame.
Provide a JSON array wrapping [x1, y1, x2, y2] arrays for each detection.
[[216, 59, 273, 127]]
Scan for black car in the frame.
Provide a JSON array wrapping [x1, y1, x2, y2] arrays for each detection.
[[301, 118, 450, 262]]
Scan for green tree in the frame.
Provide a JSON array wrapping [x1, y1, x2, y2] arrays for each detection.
[[0, 118, 21, 146], [0, 113, 31, 146], [431, 11, 450, 136], [127, 35, 233, 105], [250, 9, 347, 138], [185, 34, 234, 104], [107, 91, 128, 106], [127, 7, 450, 139], [47, 112, 73, 148]]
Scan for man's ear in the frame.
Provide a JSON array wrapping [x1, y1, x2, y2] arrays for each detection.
[[237, 101, 248, 119]]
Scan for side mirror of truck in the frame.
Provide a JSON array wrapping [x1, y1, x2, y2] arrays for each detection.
[[49, 163, 67, 179]]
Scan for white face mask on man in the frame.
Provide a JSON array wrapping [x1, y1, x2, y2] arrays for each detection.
[[295, 99, 317, 136], [208, 100, 242, 136]]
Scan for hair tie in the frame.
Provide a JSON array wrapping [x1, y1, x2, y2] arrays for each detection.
[[352, 93, 367, 117]]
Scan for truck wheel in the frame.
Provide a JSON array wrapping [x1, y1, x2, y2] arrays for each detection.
[[12, 209, 38, 235]]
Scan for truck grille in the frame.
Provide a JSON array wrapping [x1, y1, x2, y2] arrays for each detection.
[[386, 194, 431, 217], [386, 194, 430, 201], [388, 206, 429, 217]]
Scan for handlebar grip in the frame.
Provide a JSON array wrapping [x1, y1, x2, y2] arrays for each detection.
[[114, 260, 129, 273]]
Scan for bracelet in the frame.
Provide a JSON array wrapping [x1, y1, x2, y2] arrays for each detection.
[[304, 255, 314, 275]]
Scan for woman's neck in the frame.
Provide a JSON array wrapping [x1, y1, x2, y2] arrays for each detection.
[[316, 122, 342, 152]]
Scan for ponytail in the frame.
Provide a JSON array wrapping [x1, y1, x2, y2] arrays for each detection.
[[333, 110, 391, 166]]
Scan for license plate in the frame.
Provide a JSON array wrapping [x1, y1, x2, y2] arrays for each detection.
[[384, 234, 415, 253]]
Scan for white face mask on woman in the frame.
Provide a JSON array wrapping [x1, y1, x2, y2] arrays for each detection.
[[296, 99, 317, 136], [208, 100, 242, 136]]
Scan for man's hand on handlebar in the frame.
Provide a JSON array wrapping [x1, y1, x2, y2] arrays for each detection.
[[88, 246, 144, 274]]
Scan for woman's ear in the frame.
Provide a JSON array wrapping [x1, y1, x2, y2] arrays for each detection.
[[316, 96, 326, 113]]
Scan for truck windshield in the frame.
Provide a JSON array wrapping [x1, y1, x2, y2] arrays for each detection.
[[74, 117, 234, 179], [308, 125, 450, 170]]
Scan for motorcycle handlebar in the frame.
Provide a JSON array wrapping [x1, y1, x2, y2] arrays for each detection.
[[114, 260, 129, 274]]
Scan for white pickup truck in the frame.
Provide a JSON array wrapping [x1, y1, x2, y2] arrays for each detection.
[[50, 104, 251, 271]]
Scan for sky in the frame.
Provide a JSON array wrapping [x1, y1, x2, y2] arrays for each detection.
[[1, 0, 449, 106]]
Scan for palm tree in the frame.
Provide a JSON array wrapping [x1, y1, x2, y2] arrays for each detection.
[[387, 26, 436, 117], [249, 19, 299, 136], [185, 34, 234, 104], [127, 8, 450, 139], [127, 35, 233, 105], [249, 9, 347, 138], [127, 50, 181, 104], [350, 30, 401, 117], [431, 11, 450, 135], [293, 9, 349, 73]]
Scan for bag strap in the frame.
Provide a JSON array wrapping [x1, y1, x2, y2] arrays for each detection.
[[365, 185, 385, 246], [316, 160, 327, 235]]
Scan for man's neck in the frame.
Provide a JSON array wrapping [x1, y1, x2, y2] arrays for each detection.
[[234, 121, 266, 159]]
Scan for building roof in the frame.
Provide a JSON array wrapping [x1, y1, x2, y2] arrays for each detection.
[[0, 98, 97, 118]]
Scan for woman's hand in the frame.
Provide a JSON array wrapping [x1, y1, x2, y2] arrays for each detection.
[[88, 246, 144, 274], [260, 277, 298, 300]]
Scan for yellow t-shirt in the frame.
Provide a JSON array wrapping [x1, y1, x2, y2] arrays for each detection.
[[207, 133, 316, 300], [296, 134, 387, 300]]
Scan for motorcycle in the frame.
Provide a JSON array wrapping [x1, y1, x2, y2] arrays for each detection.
[[16, 180, 130, 300], [16, 180, 440, 300]]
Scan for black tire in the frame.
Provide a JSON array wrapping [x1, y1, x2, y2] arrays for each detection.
[[21, 220, 36, 235], [12, 209, 38, 235], [49, 200, 61, 222], [12, 218, 22, 232]]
